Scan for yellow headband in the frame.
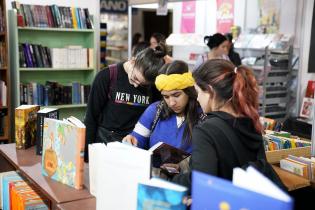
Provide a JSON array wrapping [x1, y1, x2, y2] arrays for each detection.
[[155, 72, 195, 91]]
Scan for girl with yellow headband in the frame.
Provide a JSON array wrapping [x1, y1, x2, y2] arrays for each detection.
[[123, 60, 202, 156]]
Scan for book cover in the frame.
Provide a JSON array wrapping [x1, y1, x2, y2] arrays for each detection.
[[0, 171, 17, 210], [137, 178, 187, 210], [1, 172, 23, 210], [36, 108, 59, 155], [15, 105, 40, 149], [41, 117, 86, 189], [192, 169, 293, 210], [148, 142, 190, 168], [300, 97, 313, 120]]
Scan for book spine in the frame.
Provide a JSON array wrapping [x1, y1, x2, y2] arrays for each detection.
[[75, 127, 86, 189]]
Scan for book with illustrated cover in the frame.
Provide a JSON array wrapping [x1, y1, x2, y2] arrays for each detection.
[[305, 80, 315, 98], [192, 168, 293, 210], [36, 108, 59, 155], [299, 97, 313, 120], [41, 117, 86, 189], [1, 172, 23, 210], [137, 178, 187, 210], [15, 105, 40, 149], [148, 142, 190, 168]]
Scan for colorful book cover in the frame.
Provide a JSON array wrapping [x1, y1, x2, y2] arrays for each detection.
[[1, 172, 23, 210], [191, 170, 293, 210], [15, 105, 40, 149], [305, 80, 315, 98], [0, 171, 18, 210], [137, 178, 187, 210], [41, 117, 86, 189], [36, 108, 59, 155]]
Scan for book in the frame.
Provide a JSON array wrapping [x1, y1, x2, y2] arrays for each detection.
[[36, 108, 59, 155], [90, 142, 152, 210], [1, 172, 23, 210], [0, 171, 17, 209], [148, 142, 190, 168], [41, 117, 86, 189], [280, 158, 309, 178], [192, 168, 293, 210], [137, 178, 187, 210], [300, 97, 313, 120], [15, 105, 40, 149]]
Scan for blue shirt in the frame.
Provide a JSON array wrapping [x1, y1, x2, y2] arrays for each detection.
[[131, 101, 192, 153]]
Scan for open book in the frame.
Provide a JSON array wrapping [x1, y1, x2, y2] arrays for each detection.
[[137, 178, 187, 210], [148, 142, 190, 168], [192, 167, 293, 210]]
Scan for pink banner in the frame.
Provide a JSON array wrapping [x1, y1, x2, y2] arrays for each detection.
[[180, 1, 196, 33], [216, 0, 234, 34]]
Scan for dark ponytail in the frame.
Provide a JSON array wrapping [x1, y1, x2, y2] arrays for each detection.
[[193, 59, 262, 133], [134, 44, 166, 83], [204, 33, 227, 50]]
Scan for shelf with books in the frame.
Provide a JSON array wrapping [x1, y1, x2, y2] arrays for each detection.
[[9, 9, 96, 134], [17, 27, 94, 33], [0, 0, 10, 142], [19, 67, 94, 71]]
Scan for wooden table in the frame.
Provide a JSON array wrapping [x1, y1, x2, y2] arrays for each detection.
[[57, 197, 96, 210], [0, 143, 94, 209]]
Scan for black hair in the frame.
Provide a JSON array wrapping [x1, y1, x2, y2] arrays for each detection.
[[158, 60, 200, 147], [225, 33, 233, 42], [132, 33, 142, 47], [132, 41, 149, 57], [134, 44, 166, 83], [151, 32, 166, 44], [204, 33, 227, 50]]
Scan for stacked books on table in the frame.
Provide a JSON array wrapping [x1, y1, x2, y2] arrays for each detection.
[[0, 171, 49, 210], [263, 130, 311, 151], [280, 155, 315, 180]]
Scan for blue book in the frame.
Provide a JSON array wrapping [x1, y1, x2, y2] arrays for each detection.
[[192, 170, 293, 210], [137, 178, 187, 210], [1, 172, 23, 210]]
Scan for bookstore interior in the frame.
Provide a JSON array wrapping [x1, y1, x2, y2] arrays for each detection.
[[0, 0, 315, 209]]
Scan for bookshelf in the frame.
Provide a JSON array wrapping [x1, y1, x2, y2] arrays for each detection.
[[8, 9, 96, 132], [0, 0, 10, 143]]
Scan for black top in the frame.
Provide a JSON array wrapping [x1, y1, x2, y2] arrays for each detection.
[[84, 62, 159, 159], [173, 111, 264, 192]]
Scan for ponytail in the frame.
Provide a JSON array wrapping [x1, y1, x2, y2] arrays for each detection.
[[193, 59, 263, 133], [232, 66, 262, 133]]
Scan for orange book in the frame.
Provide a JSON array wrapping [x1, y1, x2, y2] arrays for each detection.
[[15, 105, 40, 149]]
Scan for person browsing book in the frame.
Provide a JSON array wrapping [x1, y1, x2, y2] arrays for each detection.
[[122, 60, 202, 154], [173, 59, 267, 192], [84, 45, 166, 162]]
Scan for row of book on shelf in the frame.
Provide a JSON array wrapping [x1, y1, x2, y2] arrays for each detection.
[[12, 1, 93, 29], [20, 81, 90, 106], [0, 41, 6, 68], [19, 43, 94, 69], [0, 80, 7, 107], [11, 105, 293, 209], [280, 155, 315, 181], [0, 4, 5, 32]]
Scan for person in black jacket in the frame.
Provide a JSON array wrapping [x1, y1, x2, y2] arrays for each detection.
[[225, 33, 242, 66], [173, 59, 265, 193], [84, 45, 165, 162]]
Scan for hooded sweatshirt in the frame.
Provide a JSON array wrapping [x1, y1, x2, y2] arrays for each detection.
[[173, 111, 264, 191]]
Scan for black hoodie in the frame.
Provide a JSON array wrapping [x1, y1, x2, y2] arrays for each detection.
[[173, 111, 264, 192]]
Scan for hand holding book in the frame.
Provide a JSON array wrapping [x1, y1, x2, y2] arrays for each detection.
[[122, 134, 138, 146]]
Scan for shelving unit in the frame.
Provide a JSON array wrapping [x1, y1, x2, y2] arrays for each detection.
[[0, 0, 10, 143], [9, 9, 96, 130], [236, 46, 293, 119]]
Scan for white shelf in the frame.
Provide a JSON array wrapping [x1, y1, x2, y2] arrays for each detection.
[[19, 68, 94, 71], [18, 27, 94, 33], [44, 104, 87, 109]]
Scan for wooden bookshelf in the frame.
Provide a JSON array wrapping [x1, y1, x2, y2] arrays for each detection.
[[0, 0, 10, 142]]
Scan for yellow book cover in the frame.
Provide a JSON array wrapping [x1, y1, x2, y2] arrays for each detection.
[[15, 105, 40, 149], [71, 7, 78, 29]]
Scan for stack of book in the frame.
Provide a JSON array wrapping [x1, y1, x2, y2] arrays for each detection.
[[264, 130, 311, 151], [11, 1, 93, 29], [1, 171, 49, 210], [280, 155, 315, 180]]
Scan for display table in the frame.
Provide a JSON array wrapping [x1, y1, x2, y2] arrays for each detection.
[[57, 197, 96, 210], [0, 143, 94, 209]]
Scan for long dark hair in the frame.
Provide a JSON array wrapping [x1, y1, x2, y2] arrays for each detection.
[[134, 45, 166, 83], [193, 59, 262, 133], [158, 60, 200, 146]]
